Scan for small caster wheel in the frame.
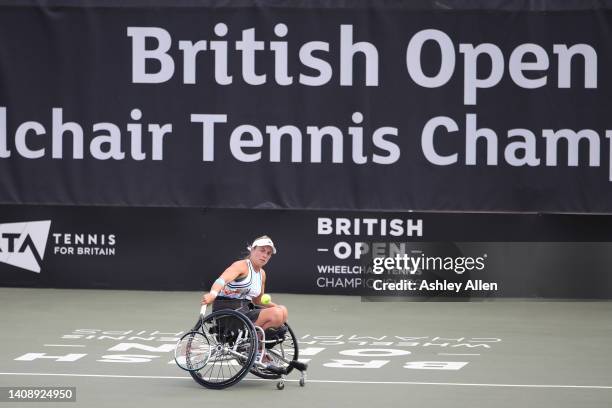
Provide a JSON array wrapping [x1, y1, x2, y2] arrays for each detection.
[[276, 380, 285, 390], [299, 377, 305, 387]]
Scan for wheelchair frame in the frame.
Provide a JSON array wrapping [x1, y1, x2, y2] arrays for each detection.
[[175, 308, 307, 390]]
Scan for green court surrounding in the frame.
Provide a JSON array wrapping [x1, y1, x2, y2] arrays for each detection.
[[0, 288, 611, 407]]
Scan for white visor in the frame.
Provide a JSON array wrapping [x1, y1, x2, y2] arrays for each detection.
[[247, 237, 277, 254]]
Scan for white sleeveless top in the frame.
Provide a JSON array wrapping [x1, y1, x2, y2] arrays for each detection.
[[220, 259, 263, 300]]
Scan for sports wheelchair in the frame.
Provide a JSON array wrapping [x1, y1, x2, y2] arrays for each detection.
[[174, 305, 307, 390]]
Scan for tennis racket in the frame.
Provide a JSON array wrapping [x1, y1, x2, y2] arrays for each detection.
[[174, 305, 210, 371]]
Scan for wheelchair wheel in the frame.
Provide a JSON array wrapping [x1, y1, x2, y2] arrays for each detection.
[[189, 309, 258, 389], [249, 323, 299, 380]]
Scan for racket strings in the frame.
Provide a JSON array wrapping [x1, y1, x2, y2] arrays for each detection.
[[175, 331, 211, 371]]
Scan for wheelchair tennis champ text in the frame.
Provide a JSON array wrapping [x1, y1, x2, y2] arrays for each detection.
[[2, 25, 612, 183]]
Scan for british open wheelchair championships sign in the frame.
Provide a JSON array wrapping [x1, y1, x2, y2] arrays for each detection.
[[1, 1, 612, 212]]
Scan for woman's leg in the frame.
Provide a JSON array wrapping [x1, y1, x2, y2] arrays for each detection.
[[278, 305, 288, 322], [254, 305, 287, 330]]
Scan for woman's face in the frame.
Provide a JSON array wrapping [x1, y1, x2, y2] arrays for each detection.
[[250, 246, 273, 268]]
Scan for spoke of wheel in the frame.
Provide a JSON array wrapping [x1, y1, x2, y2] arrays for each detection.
[[199, 351, 216, 380], [199, 321, 219, 380], [214, 322, 227, 382], [217, 316, 235, 382], [219, 348, 226, 381], [215, 344, 223, 382], [227, 350, 238, 377]]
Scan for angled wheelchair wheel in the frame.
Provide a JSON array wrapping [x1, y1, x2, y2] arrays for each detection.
[[249, 323, 299, 380], [189, 309, 258, 389]]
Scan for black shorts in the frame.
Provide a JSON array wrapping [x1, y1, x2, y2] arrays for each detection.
[[212, 297, 261, 323]]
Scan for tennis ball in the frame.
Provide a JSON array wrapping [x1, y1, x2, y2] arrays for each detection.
[[261, 294, 272, 305]]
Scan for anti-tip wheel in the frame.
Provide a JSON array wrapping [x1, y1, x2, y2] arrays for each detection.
[[276, 380, 285, 390], [299, 377, 305, 387]]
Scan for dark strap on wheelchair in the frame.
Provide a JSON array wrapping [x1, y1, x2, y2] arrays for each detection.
[[289, 360, 308, 372], [212, 297, 251, 313], [264, 365, 288, 375]]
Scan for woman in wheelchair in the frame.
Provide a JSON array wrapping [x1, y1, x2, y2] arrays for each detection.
[[177, 235, 306, 389], [201, 235, 288, 367]]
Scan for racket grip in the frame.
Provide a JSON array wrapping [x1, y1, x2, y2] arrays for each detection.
[[199, 304, 207, 316]]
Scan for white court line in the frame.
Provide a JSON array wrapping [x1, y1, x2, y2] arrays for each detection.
[[438, 353, 481, 356], [44, 344, 86, 347], [0, 372, 611, 389]]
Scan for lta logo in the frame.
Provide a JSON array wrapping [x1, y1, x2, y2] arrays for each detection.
[[0, 221, 51, 273]]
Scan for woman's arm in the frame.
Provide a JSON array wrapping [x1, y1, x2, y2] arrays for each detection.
[[201, 261, 247, 305]]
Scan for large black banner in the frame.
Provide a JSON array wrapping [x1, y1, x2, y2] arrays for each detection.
[[1, 2, 612, 212], [2, 205, 612, 298]]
